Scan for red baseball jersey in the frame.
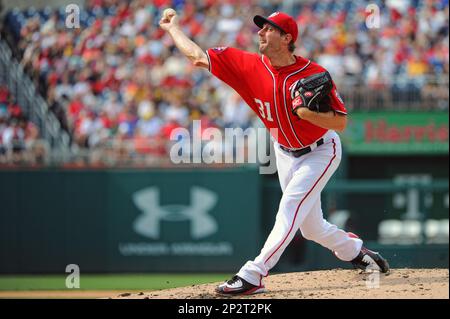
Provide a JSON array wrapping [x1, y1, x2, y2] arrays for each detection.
[[206, 47, 347, 149]]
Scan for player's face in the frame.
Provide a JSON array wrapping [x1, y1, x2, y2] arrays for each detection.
[[258, 23, 285, 55]]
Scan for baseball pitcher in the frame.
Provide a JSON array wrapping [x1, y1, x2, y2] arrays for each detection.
[[160, 9, 390, 295]]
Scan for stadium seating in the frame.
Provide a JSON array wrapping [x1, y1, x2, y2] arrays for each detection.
[[0, 83, 46, 165], [1, 0, 447, 156]]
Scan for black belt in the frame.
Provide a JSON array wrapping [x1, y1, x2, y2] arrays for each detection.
[[279, 138, 324, 158]]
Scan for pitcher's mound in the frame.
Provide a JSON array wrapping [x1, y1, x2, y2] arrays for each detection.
[[111, 268, 448, 299]]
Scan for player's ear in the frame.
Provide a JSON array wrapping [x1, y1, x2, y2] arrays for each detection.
[[284, 33, 293, 46]]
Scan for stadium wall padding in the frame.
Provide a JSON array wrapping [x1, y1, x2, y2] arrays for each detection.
[[0, 167, 448, 273], [0, 168, 262, 273]]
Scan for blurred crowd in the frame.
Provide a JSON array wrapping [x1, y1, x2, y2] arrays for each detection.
[[0, 83, 46, 165], [0, 0, 448, 165]]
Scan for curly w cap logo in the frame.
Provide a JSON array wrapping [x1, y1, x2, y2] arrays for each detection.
[[269, 12, 280, 18], [132, 187, 218, 239]]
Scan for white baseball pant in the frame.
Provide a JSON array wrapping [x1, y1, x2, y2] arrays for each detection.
[[237, 130, 363, 286]]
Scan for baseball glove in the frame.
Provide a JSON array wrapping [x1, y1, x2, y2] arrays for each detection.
[[291, 71, 333, 114]]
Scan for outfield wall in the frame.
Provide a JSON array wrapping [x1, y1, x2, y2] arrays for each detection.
[[0, 167, 448, 274], [0, 168, 262, 273]]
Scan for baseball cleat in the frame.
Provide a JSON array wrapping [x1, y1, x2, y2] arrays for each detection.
[[216, 275, 265, 295], [351, 246, 390, 274]]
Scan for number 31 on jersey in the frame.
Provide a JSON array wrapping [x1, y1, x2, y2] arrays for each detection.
[[255, 98, 273, 122]]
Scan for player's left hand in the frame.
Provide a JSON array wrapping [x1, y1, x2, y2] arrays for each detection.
[[291, 71, 333, 115]]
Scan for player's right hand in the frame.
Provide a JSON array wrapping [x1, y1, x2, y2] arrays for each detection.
[[159, 8, 179, 32]]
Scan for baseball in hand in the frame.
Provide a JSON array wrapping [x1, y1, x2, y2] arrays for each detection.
[[163, 8, 176, 20]]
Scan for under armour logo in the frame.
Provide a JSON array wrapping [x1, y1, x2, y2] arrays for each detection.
[[132, 187, 218, 239]]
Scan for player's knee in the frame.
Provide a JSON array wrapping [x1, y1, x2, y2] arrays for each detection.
[[299, 226, 318, 241]]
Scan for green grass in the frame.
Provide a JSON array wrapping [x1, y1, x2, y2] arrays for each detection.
[[0, 274, 231, 291]]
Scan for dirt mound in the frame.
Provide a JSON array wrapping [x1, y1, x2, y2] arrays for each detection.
[[111, 268, 449, 299]]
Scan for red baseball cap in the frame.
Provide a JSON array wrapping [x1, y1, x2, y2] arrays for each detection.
[[254, 12, 298, 43]]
